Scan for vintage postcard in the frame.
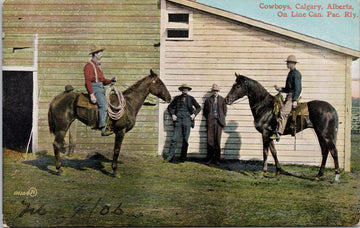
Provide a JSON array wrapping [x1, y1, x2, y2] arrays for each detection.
[[2, 0, 359, 227]]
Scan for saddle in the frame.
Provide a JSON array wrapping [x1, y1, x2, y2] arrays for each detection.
[[75, 93, 114, 135], [288, 102, 309, 136], [76, 93, 98, 129], [273, 93, 309, 136]]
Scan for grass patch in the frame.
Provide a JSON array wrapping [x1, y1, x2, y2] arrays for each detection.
[[3, 145, 360, 227]]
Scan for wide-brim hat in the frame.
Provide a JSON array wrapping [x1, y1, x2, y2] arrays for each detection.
[[178, 84, 192, 91], [285, 55, 298, 63], [65, 85, 74, 92], [211, 83, 220, 91], [89, 45, 105, 55]]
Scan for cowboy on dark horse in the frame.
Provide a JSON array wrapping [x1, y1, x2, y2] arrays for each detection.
[[270, 55, 302, 142]]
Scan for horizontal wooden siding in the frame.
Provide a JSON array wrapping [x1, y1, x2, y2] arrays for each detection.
[[3, 0, 161, 156], [160, 1, 348, 168]]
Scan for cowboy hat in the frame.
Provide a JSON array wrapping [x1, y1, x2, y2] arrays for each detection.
[[285, 55, 298, 63], [178, 84, 192, 91], [211, 83, 220, 91], [89, 45, 105, 55], [64, 85, 74, 92]]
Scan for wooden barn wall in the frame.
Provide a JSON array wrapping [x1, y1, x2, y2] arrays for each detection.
[[159, 1, 349, 169], [2, 0, 161, 156]]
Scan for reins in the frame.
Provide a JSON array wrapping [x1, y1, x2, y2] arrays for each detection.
[[105, 84, 126, 120]]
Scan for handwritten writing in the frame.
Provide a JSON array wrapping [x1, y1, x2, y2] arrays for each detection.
[[17, 197, 124, 219], [18, 200, 47, 217], [71, 197, 124, 218]]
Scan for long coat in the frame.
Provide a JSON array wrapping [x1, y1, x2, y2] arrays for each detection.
[[203, 95, 227, 127]]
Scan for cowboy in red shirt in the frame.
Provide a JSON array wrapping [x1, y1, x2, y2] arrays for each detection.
[[84, 45, 116, 136]]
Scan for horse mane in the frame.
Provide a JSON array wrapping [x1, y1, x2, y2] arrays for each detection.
[[237, 75, 273, 100], [123, 74, 151, 95]]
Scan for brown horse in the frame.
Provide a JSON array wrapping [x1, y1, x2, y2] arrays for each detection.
[[48, 70, 171, 177], [225, 73, 340, 183]]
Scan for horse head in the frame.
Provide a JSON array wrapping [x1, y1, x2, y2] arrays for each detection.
[[149, 69, 171, 103], [225, 73, 248, 105]]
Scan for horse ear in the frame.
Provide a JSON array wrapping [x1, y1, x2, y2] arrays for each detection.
[[235, 72, 240, 78], [150, 69, 157, 77]]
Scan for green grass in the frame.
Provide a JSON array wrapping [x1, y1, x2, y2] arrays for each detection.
[[2, 138, 360, 227]]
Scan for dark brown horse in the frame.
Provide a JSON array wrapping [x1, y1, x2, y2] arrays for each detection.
[[48, 70, 171, 177], [225, 73, 340, 183]]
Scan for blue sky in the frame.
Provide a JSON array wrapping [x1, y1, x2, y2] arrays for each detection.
[[197, 0, 359, 51]]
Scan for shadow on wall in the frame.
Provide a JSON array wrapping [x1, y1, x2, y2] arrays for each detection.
[[162, 109, 172, 158], [161, 90, 213, 159], [223, 121, 242, 160]]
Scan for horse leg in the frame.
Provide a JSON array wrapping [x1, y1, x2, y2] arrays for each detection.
[[261, 137, 270, 175], [269, 141, 281, 176], [53, 130, 66, 172], [112, 130, 125, 178], [67, 121, 77, 156], [316, 138, 329, 179], [328, 141, 340, 183]]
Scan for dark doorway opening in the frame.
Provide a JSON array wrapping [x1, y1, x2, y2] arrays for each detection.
[[3, 71, 33, 152]]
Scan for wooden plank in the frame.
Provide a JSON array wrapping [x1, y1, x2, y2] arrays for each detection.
[[164, 69, 346, 76], [33, 50, 160, 58], [4, 0, 157, 4], [3, 15, 159, 22], [344, 57, 352, 172], [162, 63, 346, 71], [37, 39, 158, 46], [165, 51, 344, 60], [165, 45, 345, 54], [3, 4, 159, 11], [3, 27, 158, 34], [164, 57, 346, 65], [38, 45, 157, 52], [4, 21, 159, 29], [2, 9, 160, 17]]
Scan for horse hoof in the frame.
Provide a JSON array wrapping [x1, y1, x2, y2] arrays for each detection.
[[332, 174, 340, 184], [259, 171, 266, 178], [113, 171, 121, 178], [57, 167, 63, 173]]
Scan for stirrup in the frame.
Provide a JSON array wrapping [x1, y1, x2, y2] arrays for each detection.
[[101, 128, 113, 136], [270, 133, 280, 142]]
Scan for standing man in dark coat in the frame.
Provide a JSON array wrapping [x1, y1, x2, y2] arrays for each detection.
[[270, 55, 302, 142], [164, 84, 201, 162], [203, 84, 227, 165]]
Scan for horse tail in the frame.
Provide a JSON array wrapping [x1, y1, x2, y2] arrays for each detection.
[[333, 106, 339, 146], [48, 97, 56, 135]]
